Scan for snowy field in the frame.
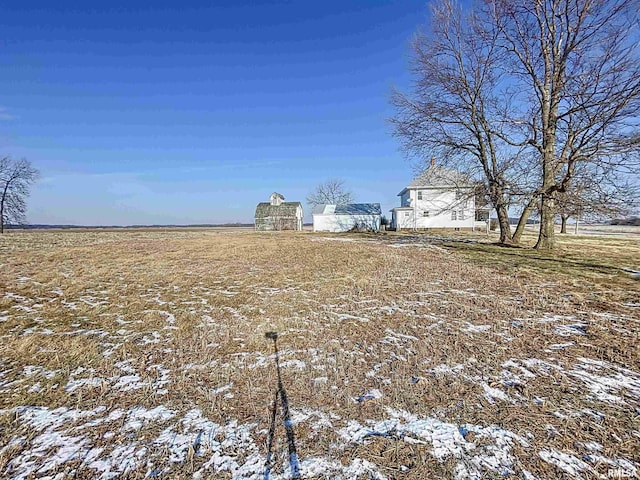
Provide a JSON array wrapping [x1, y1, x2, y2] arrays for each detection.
[[0, 230, 638, 479]]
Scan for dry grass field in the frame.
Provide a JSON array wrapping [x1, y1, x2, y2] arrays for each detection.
[[0, 229, 638, 479]]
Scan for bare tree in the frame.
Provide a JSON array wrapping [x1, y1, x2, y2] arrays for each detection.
[[391, 0, 533, 245], [306, 178, 353, 207], [556, 166, 637, 233], [491, 0, 640, 249], [393, 0, 640, 249], [0, 157, 39, 233]]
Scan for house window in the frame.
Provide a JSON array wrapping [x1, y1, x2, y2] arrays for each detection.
[[455, 190, 462, 199], [423, 211, 430, 217], [459, 210, 465, 220], [417, 191, 423, 200], [451, 210, 457, 221], [476, 210, 489, 221], [404, 212, 410, 218]]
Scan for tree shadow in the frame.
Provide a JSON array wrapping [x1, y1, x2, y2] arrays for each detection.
[[264, 332, 301, 479], [443, 241, 629, 277]]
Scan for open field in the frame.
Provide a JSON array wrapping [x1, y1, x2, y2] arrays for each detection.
[[0, 229, 638, 479]]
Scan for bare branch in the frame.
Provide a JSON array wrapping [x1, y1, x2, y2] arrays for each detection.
[[306, 178, 353, 208], [0, 157, 39, 233]]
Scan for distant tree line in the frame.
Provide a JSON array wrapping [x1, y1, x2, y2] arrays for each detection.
[[610, 217, 640, 226]]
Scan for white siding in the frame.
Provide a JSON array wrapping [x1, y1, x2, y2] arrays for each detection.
[[296, 205, 303, 230], [313, 214, 381, 233], [393, 187, 475, 229]]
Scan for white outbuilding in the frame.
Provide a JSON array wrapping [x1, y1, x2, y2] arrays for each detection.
[[313, 203, 382, 233]]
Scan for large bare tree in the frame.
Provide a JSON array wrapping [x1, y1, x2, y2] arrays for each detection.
[[491, 0, 640, 249], [306, 178, 353, 208], [393, 0, 640, 249], [391, 0, 533, 245], [0, 157, 39, 233]]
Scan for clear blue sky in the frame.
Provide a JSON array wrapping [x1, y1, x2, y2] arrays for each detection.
[[0, 0, 429, 225]]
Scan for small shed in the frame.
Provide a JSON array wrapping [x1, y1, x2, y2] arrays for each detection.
[[255, 192, 303, 231], [312, 203, 382, 233]]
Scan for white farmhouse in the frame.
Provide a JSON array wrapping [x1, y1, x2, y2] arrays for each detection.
[[313, 203, 382, 233], [391, 162, 476, 230]]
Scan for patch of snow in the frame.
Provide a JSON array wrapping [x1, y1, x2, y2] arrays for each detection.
[[569, 357, 640, 404], [22, 366, 58, 379], [549, 342, 574, 350], [481, 383, 512, 403], [124, 405, 175, 431], [289, 408, 338, 430], [312, 237, 355, 243], [112, 375, 144, 392], [429, 363, 466, 376], [539, 448, 592, 476], [340, 408, 528, 479], [461, 323, 492, 333], [580, 441, 603, 451], [331, 312, 370, 323], [113, 361, 136, 374], [64, 378, 104, 393], [553, 324, 587, 336], [211, 382, 233, 395], [138, 331, 162, 345], [79, 296, 108, 308], [27, 382, 42, 393], [354, 389, 383, 403], [384, 328, 419, 341], [280, 360, 306, 370]]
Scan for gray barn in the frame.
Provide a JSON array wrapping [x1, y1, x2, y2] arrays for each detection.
[[254, 192, 303, 231]]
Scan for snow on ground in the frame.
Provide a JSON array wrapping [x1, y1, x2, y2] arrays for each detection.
[[2, 334, 638, 479], [1, 246, 639, 479], [0, 403, 530, 480], [3, 397, 636, 479]]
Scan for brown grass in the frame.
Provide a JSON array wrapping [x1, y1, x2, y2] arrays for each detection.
[[0, 229, 638, 479]]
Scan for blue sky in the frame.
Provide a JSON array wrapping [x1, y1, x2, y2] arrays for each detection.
[[0, 0, 429, 225]]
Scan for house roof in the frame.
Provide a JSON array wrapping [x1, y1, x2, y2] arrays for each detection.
[[399, 166, 471, 195], [313, 203, 381, 216], [255, 202, 301, 218]]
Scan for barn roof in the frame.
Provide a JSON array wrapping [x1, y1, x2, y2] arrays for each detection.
[[313, 203, 381, 216], [254, 202, 301, 218]]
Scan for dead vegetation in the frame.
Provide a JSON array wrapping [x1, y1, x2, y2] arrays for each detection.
[[0, 229, 638, 479]]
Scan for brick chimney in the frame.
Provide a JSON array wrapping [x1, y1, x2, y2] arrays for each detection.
[[430, 157, 436, 167]]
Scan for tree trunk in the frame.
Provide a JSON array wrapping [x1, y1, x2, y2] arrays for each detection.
[[512, 199, 536, 245], [495, 203, 513, 244], [560, 215, 568, 234], [535, 193, 556, 250], [0, 183, 7, 234]]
